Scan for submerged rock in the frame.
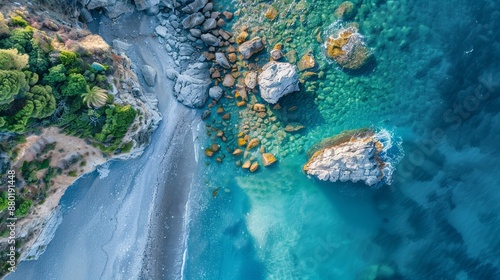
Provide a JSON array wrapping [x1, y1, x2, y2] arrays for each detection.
[[325, 25, 372, 70], [303, 129, 388, 186], [262, 153, 277, 166], [334, 1, 356, 20], [258, 61, 299, 104], [168, 63, 211, 108], [239, 37, 264, 59], [297, 52, 316, 71]]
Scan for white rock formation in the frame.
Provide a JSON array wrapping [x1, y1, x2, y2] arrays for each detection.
[[303, 130, 386, 186], [258, 61, 299, 104]]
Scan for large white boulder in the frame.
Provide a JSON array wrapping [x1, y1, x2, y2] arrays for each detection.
[[258, 61, 299, 104]]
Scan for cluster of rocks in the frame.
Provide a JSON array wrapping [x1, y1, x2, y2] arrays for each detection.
[[303, 129, 387, 186]]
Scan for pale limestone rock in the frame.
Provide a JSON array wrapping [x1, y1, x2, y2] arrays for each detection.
[[258, 61, 299, 104]]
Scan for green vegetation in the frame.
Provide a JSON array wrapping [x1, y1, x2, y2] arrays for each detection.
[[0, 191, 8, 212], [14, 198, 32, 217], [0, 11, 139, 153], [82, 86, 108, 108]]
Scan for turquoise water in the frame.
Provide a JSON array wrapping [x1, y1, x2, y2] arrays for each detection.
[[184, 0, 500, 279]]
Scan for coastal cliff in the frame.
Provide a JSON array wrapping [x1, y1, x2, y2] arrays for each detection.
[[0, 1, 160, 276]]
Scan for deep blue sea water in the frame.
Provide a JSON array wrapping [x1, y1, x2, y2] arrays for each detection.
[[183, 0, 500, 279]]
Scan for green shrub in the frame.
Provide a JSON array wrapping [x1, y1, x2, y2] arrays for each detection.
[[0, 48, 29, 70], [14, 198, 32, 217], [11, 16, 28, 27]]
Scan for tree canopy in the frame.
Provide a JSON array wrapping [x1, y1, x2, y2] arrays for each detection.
[[0, 69, 28, 105], [0, 48, 28, 70]]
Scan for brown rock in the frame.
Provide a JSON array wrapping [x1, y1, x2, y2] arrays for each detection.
[[217, 19, 226, 27], [288, 106, 298, 112], [273, 103, 282, 110], [325, 26, 372, 70], [237, 101, 246, 107], [205, 148, 214, 157], [203, 51, 215, 60], [273, 43, 283, 50], [211, 143, 220, 152], [226, 52, 236, 62], [250, 161, 259, 172], [232, 148, 244, 156], [222, 74, 236, 87], [247, 138, 260, 150], [223, 11, 233, 20], [253, 103, 266, 112], [227, 45, 236, 53], [297, 52, 316, 71], [217, 106, 225, 114], [236, 31, 248, 44], [265, 6, 278, 21], [242, 160, 251, 169], [222, 113, 231, 120], [211, 70, 221, 78], [237, 138, 247, 146], [262, 153, 277, 166], [284, 123, 305, 132], [301, 71, 317, 80]]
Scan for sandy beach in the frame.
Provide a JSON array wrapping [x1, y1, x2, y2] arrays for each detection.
[[7, 10, 199, 280]]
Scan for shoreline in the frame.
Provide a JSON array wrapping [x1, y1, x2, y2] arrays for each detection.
[[6, 8, 199, 280], [92, 12, 201, 279]]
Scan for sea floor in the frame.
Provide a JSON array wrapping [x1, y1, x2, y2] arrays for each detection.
[[183, 0, 500, 279]]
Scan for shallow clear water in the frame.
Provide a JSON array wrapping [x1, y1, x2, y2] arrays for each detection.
[[184, 0, 500, 279]]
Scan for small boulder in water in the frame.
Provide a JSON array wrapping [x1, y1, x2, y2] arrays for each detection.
[[325, 24, 372, 70], [239, 37, 264, 59]]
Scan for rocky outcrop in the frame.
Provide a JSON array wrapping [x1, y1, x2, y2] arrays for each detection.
[[239, 37, 264, 59], [303, 129, 386, 186], [258, 61, 299, 104], [325, 25, 372, 70], [141, 65, 157, 86], [167, 63, 211, 108]]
